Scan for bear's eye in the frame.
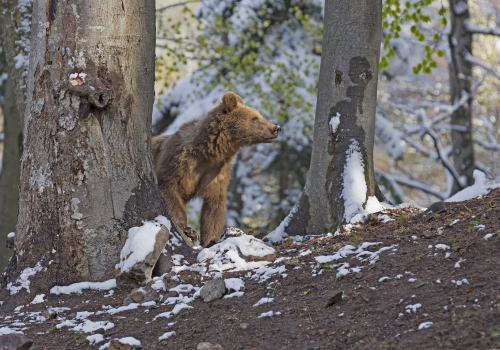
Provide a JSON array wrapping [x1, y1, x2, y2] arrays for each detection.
[[252, 117, 258, 123]]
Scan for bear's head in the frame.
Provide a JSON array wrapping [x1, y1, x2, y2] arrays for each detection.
[[219, 91, 281, 147]]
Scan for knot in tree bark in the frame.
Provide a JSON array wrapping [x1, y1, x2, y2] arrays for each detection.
[[68, 75, 110, 109]]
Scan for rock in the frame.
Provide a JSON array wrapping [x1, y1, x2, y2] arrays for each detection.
[[222, 227, 245, 238], [0, 334, 33, 350], [116, 225, 170, 289], [128, 285, 158, 304], [361, 293, 371, 303], [285, 258, 300, 269], [162, 272, 180, 290], [425, 201, 447, 215], [324, 291, 343, 308], [281, 237, 295, 249], [123, 296, 134, 306], [239, 323, 249, 329], [152, 252, 173, 277], [423, 230, 433, 239], [197, 343, 223, 350], [41, 310, 57, 319], [200, 277, 226, 303], [106, 339, 141, 350]]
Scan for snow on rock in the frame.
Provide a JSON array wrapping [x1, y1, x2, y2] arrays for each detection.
[[435, 244, 450, 250], [446, 170, 500, 202], [197, 229, 276, 272], [50, 279, 116, 295], [7, 262, 44, 295], [116, 216, 171, 288], [251, 265, 287, 283]]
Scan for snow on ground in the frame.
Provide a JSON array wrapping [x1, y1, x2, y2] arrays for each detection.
[[50, 279, 116, 295]]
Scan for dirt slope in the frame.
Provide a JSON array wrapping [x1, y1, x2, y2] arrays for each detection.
[[1, 189, 499, 350]]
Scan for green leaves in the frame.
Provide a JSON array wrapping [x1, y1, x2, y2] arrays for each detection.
[[380, 0, 449, 75]]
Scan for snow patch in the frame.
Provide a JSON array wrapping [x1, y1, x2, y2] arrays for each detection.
[[446, 170, 500, 202], [50, 279, 116, 295]]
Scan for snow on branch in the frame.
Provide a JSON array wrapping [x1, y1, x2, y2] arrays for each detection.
[[425, 130, 466, 190], [465, 21, 500, 37], [462, 51, 500, 79]]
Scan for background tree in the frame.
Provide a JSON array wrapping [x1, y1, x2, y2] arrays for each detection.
[[268, 0, 385, 239], [1, 0, 168, 309], [153, 0, 499, 235], [0, 0, 33, 272]]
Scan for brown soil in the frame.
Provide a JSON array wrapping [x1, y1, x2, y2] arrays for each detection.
[[1, 189, 500, 350]]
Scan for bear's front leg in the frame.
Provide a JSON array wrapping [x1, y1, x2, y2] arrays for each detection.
[[200, 192, 226, 248], [160, 187, 189, 231]]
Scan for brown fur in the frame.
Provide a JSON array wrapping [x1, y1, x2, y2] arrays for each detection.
[[152, 92, 281, 247]]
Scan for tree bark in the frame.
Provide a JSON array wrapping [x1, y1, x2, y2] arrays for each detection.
[[1, 0, 169, 309], [448, 0, 474, 194], [270, 0, 384, 238]]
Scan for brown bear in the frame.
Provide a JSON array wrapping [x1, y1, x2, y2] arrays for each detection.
[[152, 92, 281, 248]]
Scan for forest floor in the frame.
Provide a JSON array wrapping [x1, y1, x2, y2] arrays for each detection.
[[1, 189, 500, 350]]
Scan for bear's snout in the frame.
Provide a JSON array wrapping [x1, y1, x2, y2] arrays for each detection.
[[272, 125, 282, 134]]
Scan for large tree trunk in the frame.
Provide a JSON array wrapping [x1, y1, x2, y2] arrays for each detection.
[[1, 0, 168, 309], [268, 0, 384, 240], [448, 0, 474, 195]]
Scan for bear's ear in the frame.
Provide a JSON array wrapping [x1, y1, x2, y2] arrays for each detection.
[[222, 91, 243, 113]]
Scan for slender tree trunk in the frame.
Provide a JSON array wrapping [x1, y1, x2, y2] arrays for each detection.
[[0, 72, 22, 271], [0, 0, 33, 272], [448, 0, 474, 194], [0, 0, 32, 126], [1, 0, 169, 309], [269, 0, 384, 239]]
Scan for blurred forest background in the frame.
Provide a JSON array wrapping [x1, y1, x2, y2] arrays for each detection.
[[0, 0, 499, 267], [152, 0, 500, 236]]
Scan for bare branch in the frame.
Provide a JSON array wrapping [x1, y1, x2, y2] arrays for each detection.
[[391, 175, 446, 200], [426, 130, 466, 190], [156, 0, 200, 12]]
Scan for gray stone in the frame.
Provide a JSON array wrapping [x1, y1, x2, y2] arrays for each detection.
[[162, 271, 180, 290], [152, 252, 173, 277], [239, 323, 249, 329], [324, 291, 343, 308], [6, 235, 14, 250], [123, 296, 134, 306], [197, 343, 223, 350], [200, 277, 227, 303], [116, 225, 170, 289], [129, 285, 158, 304], [0, 334, 33, 350]]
